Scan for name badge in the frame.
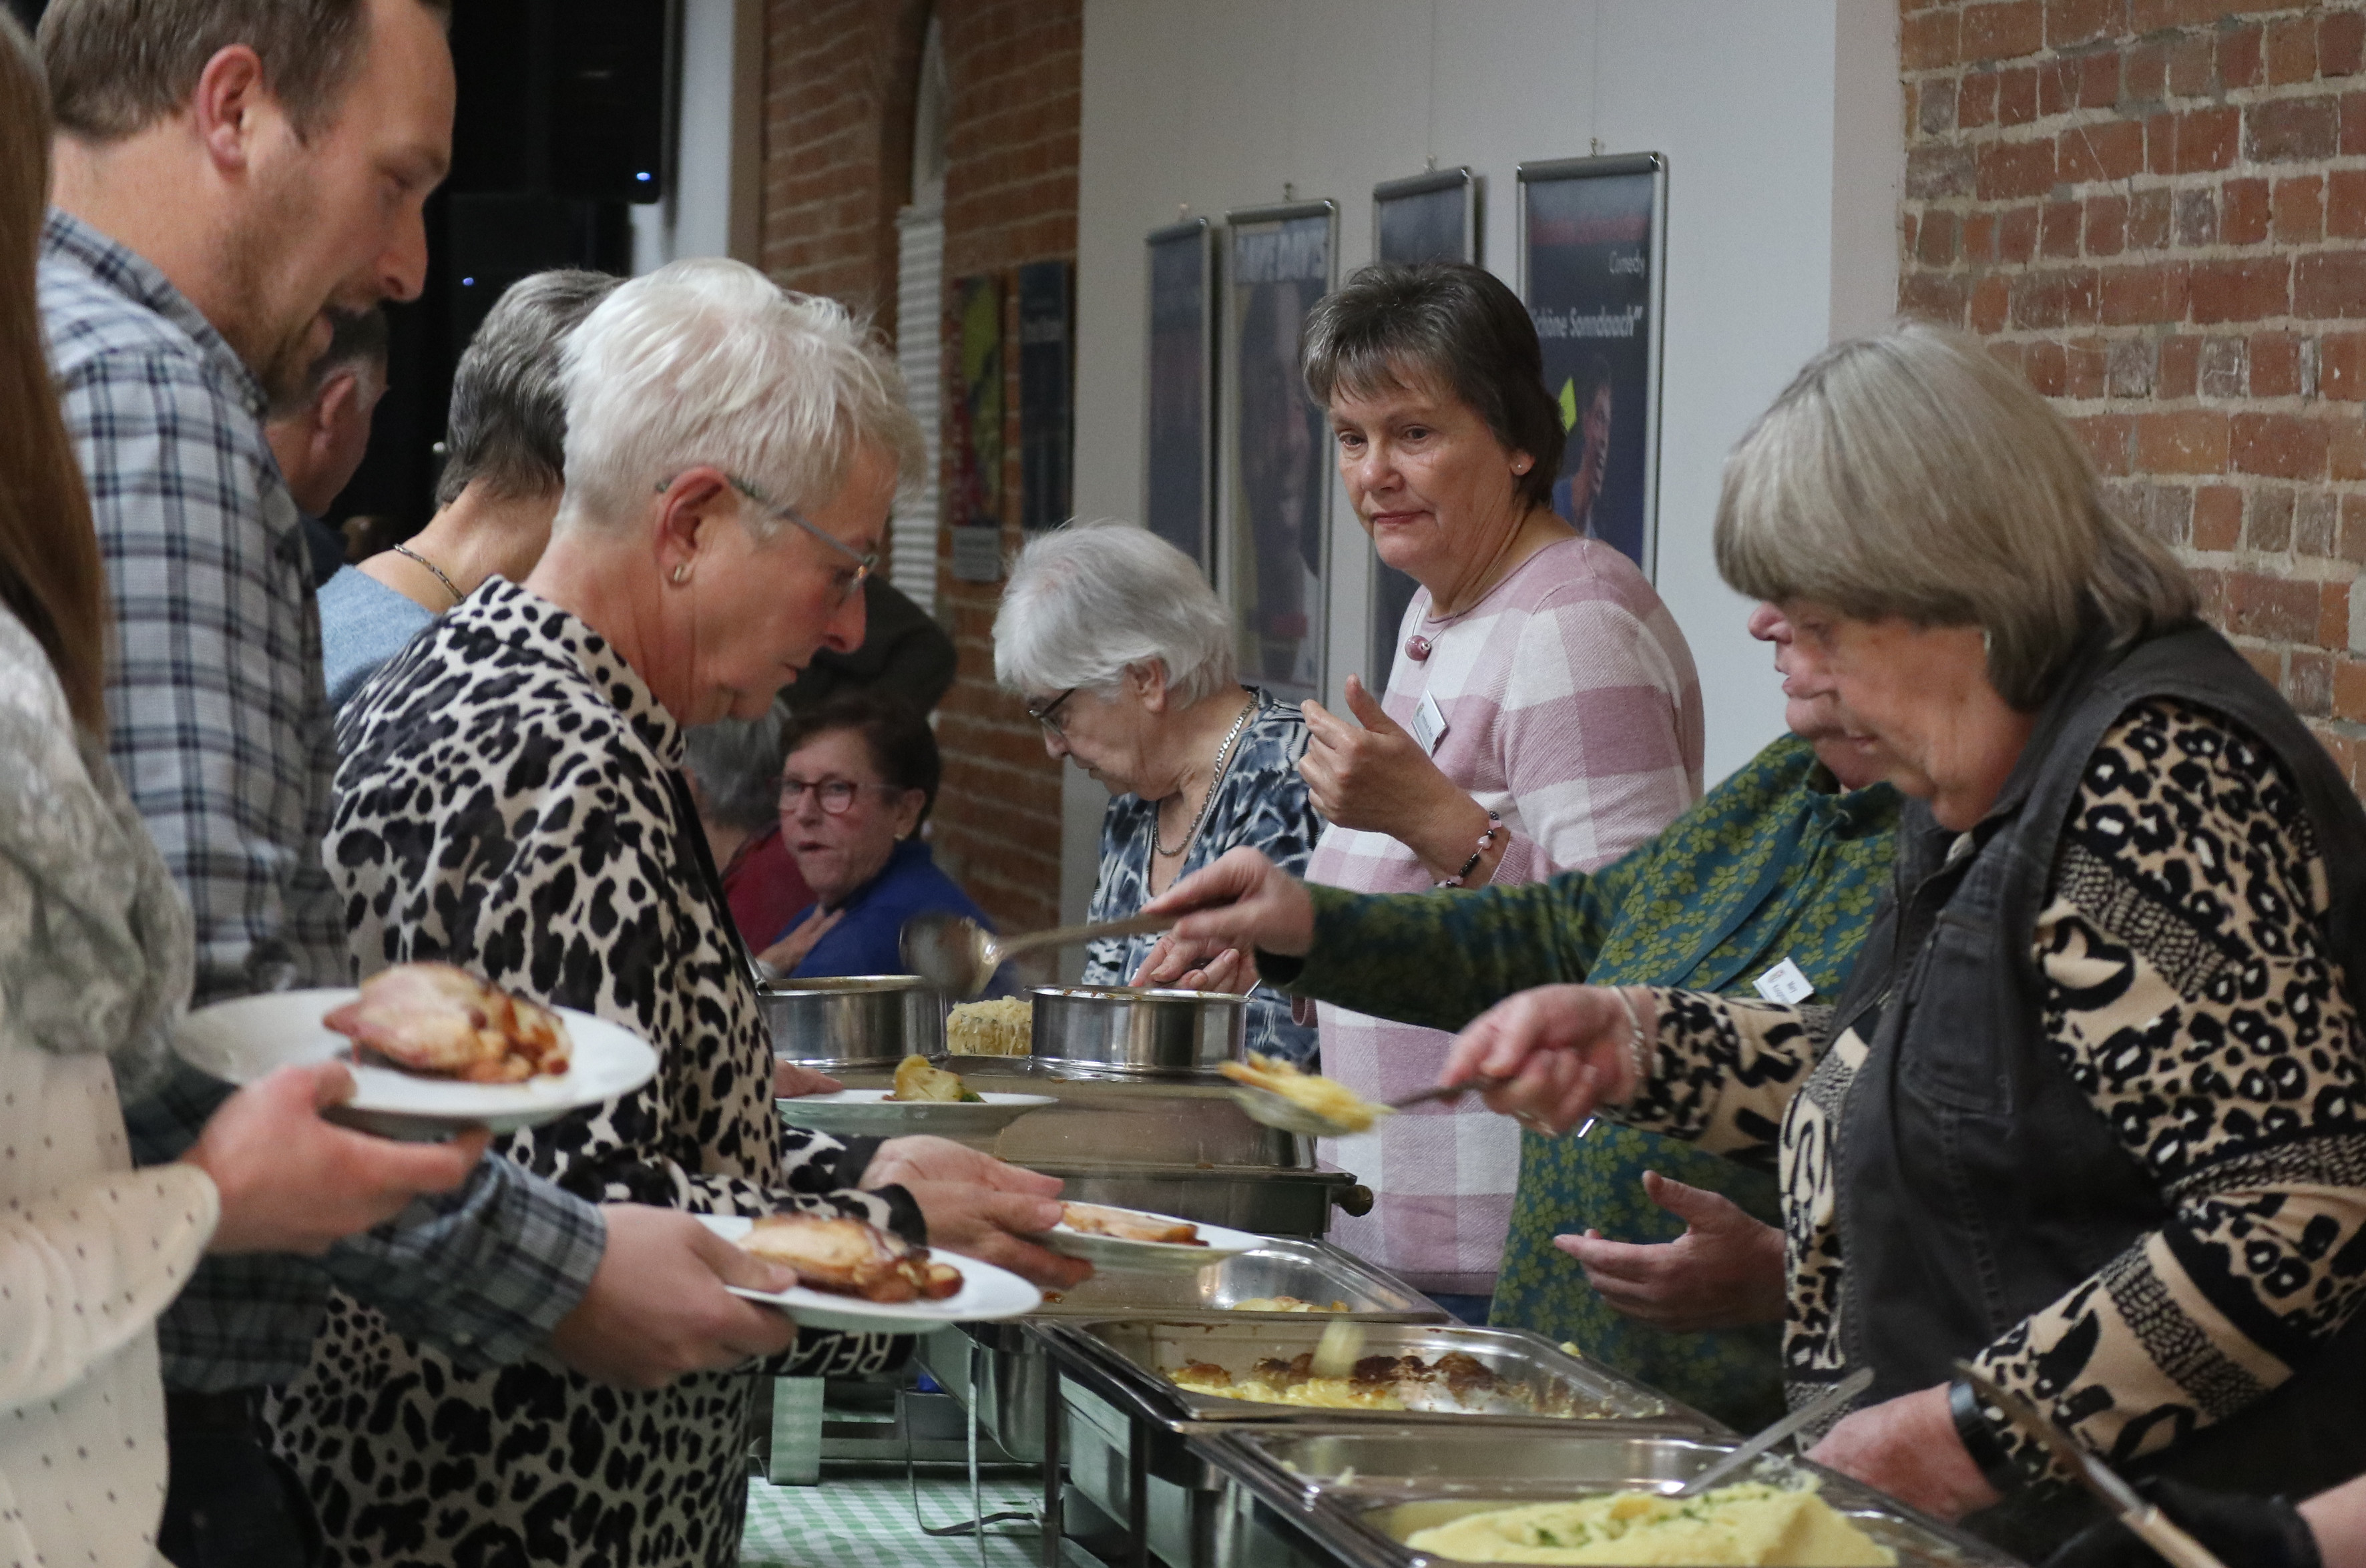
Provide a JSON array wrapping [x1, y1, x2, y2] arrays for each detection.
[[1753, 956, 1815, 1005], [1410, 690, 1449, 754]]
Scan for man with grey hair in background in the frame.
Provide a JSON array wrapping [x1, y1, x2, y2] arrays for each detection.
[[264, 304, 389, 587], [318, 266, 618, 706], [34, 4, 809, 1562]]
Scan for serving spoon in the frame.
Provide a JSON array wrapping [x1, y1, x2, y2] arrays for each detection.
[[1224, 1075, 1513, 1139], [900, 908, 1176, 998]]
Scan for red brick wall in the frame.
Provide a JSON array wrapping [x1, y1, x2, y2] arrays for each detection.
[[758, 0, 1080, 936], [929, 0, 1082, 937], [1897, 0, 2366, 787]]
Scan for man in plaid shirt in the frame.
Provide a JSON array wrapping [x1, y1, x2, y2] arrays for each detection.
[[34, 1, 809, 1560]]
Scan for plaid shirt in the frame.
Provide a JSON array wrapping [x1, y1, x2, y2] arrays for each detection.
[[39, 209, 606, 1390]]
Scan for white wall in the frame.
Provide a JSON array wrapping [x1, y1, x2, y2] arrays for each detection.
[[630, 0, 740, 271], [1063, 0, 1901, 922]]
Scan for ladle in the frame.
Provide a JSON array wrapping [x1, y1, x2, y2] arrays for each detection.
[[901, 908, 1174, 998]]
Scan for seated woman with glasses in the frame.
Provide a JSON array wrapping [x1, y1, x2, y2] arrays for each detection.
[[994, 520, 1323, 1065], [754, 690, 1009, 987]]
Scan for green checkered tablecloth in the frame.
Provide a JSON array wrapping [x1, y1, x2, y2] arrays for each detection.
[[741, 1475, 1095, 1568]]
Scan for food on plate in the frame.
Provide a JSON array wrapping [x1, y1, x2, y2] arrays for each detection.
[[1061, 1200, 1204, 1246], [1400, 1482, 1896, 1566], [736, 1213, 962, 1303], [887, 1053, 983, 1103], [947, 998, 1031, 1055], [1230, 1296, 1349, 1312], [323, 962, 572, 1083], [1218, 1051, 1387, 1133], [1170, 1348, 1515, 1412]]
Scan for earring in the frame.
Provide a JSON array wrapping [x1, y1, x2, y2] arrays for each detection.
[[1513, 461, 1529, 475], [672, 565, 689, 584]]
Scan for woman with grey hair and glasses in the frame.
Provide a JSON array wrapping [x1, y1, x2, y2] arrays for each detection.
[[273, 258, 1089, 1568], [1399, 321, 2366, 1555], [995, 519, 1323, 1064]]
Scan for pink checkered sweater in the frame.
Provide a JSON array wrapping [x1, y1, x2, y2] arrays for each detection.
[[1305, 536, 1704, 1296]]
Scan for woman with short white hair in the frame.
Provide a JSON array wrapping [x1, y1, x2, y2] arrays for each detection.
[[274, 258, 1091, 1567], [996, 519, 1323, 1064]]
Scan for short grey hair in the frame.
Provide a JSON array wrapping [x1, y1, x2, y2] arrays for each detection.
[[681, 711, 785, 834], [1715, 321, 2197, 710], [553, 257, 926, 535], [995, 520, 1238, 708], [437, 269, 619, 507]]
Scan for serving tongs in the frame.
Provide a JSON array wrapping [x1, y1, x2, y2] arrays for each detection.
[[901, 909, 1174, 998], [1954, 1363, 2230, 1568]]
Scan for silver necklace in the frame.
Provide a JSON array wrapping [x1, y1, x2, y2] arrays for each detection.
[[391, 543, 465, 606], [1154, 694, 1258, 859]]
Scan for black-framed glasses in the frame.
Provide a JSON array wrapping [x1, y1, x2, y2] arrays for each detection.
[[1026, 688, 1078, 734], [779, 775, 900, 816], [656, 473, 878, 607]]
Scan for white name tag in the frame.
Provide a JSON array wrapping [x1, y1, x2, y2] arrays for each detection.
[[1410, 690, 1449, 754], [1753, 956, 1815, 1005]]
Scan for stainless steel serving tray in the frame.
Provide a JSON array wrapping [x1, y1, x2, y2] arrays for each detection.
[[1029, 1238, 1445, 1324], [1203, 1426, 2022, 1568], [1029, 984, 1245, 1079], [1055, 1319, 1708, 1431]]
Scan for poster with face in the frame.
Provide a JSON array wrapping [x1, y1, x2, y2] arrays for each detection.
[[1142, 220, 1212, 571], [1519, 154, 1666, 576], [1224, 202, 1336, 705], [1368, 169, 1477, 686]]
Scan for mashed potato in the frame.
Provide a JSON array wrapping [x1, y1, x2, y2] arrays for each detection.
[[1401, 1483, 1896, 1566], [947, 999, 1031, 1055]]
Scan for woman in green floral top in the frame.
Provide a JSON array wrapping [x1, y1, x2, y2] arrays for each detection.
[[1140, 608, 1899, 1427]]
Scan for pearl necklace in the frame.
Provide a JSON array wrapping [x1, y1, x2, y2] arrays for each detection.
[[1154, 694, 1258, 859]]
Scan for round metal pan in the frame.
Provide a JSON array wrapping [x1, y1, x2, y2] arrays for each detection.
[[1027, 985, 1245, 1079], [758, 975, 942, 1067]]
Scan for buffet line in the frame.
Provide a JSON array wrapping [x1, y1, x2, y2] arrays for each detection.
[[755, 973, 2022, 1568]]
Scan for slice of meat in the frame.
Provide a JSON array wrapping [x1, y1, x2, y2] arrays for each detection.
[[324, 963, 573, 1083], [1059, 1201, 1204, 1246], [738, 1213, 963, 1304]]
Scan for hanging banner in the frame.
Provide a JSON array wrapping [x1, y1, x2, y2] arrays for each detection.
[[1517, 153, 1668, 577], [1367, 168, 1478, 686], [1017, 259, 1073, 534], [949, 272, 1005, 582], [1223, 199, 1337, 706], [1142, 219, 1212, 571]]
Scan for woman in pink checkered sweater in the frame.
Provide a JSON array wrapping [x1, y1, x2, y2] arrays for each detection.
[[1296, 264, 1702, 1315]]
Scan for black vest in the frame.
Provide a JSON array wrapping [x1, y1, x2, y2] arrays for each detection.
[[1827, 622, 2366, 1553]]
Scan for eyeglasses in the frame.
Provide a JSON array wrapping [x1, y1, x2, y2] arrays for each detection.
[[656, 473, 878, 607], [1026, 688, 1078, 734], [779, 775, 899, 815]]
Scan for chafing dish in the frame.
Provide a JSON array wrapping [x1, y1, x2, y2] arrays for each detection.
[[758, 975, 940, 1066], [1202, 1427, 2022, 1568], [1030, 985, 1244, 1079], [1059, 1319, 1703, 1430], [1031, 1238, 1443, 1323]]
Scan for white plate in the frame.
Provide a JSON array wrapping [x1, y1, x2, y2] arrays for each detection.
[[173, 987, 660, 1138], [776, 1088, 1056, 1137], [698, 1214, 1041, 1331], [1042, 1206, 1263, 1272]]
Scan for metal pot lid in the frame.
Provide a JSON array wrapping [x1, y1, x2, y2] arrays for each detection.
[[757, 973, 932, 995]]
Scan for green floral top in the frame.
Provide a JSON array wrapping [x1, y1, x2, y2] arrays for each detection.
[[1282, 734, 1899, 1427]]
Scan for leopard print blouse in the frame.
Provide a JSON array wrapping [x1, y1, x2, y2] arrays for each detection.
[[1620, 699, 2366, 1481], [267, 579, 903, 1567]]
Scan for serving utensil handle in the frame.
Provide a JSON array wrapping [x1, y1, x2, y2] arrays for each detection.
[[992, 910, 1174, 962]]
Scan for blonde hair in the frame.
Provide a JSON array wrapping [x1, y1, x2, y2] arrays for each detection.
[[1715, 321, 2196, 709]]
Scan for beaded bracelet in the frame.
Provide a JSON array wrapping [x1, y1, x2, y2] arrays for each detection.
[[1436, 810, 1503, 888]]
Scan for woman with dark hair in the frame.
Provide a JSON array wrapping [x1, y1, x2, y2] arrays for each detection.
[[757, 690, 1005, 985], [1207, 260, 1701, 1322]]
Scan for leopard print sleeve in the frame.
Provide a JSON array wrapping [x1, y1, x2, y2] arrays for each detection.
[[1620, 989, 1821, 1164], [1967, 698, 2366, 1479]]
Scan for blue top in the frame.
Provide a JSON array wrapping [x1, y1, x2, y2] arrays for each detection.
[[318, 564, 437, 709], [774, 838, 1011, 991]]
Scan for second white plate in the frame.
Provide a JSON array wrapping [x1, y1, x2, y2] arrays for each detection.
[[1042, 1206, 1263, 1273], [698, 1214, 1041, 1331], [775, 1088, 1055, 1138]]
